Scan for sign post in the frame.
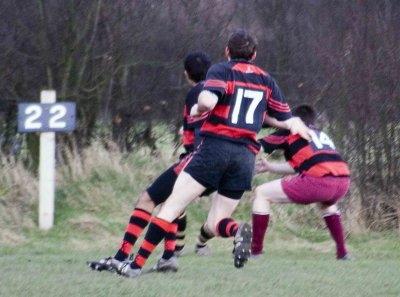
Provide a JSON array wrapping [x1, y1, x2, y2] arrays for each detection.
[[18, 90, 76, 230], [39, 90, 56, 230]]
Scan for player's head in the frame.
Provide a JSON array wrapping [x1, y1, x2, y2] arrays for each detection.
[[184, 51, 212, 83], [292, 104, 317, 126], [226, 29, 257, 60]]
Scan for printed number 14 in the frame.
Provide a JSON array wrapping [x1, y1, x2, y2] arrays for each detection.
[[309, 130, 336, 150]]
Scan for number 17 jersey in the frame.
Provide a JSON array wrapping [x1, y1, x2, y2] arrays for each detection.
[[200, 59, 291, 153]]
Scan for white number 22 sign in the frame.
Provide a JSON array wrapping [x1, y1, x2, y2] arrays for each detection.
[[18, 102, 76, 133]]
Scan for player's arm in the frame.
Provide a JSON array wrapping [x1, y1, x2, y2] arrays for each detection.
[[190, 91, 218, 116], [266, 77, 312, 141], [256, 125, 294, 175], [264, 116, 289, 130], [191, 63, 225, 116], [255, 157, 295, 175], [281, 117, 311, 141], [264, 105, 311, 141], [265, 116, 312, 142], [259, 129, 289, 153]]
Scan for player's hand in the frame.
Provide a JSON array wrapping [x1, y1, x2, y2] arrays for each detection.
[[189, 104, 206, 120], [190, 104, 201, 117], [189, 104, 210, 122], [254, 157, 271, 174], [288, 117, 312, 141]]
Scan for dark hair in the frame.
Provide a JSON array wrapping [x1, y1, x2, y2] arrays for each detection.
[[227, 29, 257, 60], [292, 104, 317, 126], [184, 51, 211, 82]]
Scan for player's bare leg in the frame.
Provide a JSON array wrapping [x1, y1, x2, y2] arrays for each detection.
[[135, 191, 156, 213], [157, 171, 206, 221], [205, 193, 251, 268], [206, 193, 240, 233]]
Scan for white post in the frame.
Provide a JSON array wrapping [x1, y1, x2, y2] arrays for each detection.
[[39, 90, 56, 230]]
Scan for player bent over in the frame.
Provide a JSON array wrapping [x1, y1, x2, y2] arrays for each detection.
[[87, 51, 212, 273], [251, 104, 351, 260], [116, 29, 311, 278]]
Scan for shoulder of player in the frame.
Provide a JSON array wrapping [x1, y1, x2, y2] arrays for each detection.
[[209, 62, 229, 72], [188, 82, 204, 94], [185, 83, 203, 104], [262, 72, 279, 87], [229, 60, 269, 76], [259, 129, 290, 143]]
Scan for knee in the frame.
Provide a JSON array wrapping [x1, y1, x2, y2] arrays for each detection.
[[254, 186, 263, 198], [319, 203, 339, 215], [253, 186, 270, 202], [135, 191, 156, 212]]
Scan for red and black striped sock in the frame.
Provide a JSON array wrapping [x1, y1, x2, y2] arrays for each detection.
[[196, 223, 214, 248], [131, 217, 171, 269], [162, 219, 178, 260], [114, 208, 151, 261], [175, 212, 187, 253], [217, 218, 239, 238]]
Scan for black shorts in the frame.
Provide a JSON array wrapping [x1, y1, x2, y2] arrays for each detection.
[[147, 154, 215, 205], [184, 137, 256, 198], [146, 164, 178, 206]]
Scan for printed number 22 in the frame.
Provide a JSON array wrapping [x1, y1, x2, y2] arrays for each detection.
[[24, 105, 67, 130], [231, 88, 263, 124]]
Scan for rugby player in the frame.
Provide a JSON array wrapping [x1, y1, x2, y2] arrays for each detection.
[[117, 29, 311, 278], [87, 51, 212, 273], [251, 104, 351, 260]]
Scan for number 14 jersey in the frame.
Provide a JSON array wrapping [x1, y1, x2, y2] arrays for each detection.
[[259, 128, 350, 177]]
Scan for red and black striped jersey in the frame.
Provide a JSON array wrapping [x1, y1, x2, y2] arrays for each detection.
[[200, 59, 291, 153], [259, 128, 350, 177], [182, 82, 208, 153]]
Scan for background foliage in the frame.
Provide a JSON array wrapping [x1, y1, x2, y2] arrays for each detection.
[[0, 0, 399, 231]]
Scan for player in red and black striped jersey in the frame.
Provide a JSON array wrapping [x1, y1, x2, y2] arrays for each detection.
[[87, 51, 212, 274], [182, 82, 208, 154], [120, 30, 311, 277], [199, 54, 292, 153], [252, 104, 351, 260], [181, 52, 212, 154], [173, 54, 215, 256]]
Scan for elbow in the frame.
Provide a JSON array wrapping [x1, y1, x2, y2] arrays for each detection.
[[198, 90, 218, 113], [197, 103, 210, 114]]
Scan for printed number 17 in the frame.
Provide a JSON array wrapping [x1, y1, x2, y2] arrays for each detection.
[[231, 88, 263, 124]]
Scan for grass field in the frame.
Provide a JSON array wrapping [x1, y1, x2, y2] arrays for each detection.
[[1, 140, 399, 297], [1, 216, 400, 297]]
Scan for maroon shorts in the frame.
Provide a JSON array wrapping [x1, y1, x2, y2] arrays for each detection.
[[281, 174, 351, 206]]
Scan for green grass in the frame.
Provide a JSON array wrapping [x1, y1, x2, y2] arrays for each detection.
[[1, 137, 400, 296], [1, 229, 399, 297]]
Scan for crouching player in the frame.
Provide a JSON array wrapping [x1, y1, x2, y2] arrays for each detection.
[[251, 104, 351, 260]]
